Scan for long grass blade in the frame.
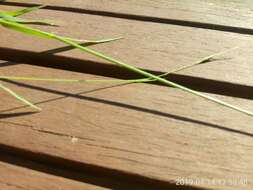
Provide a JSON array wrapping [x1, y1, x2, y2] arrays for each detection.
[[0, 14, 55, 25], [0, 76, 143, 83], [57, 37, 253, 117], [65, 37, 123, 45], [6, 5, 46, 17], [0, 49, 228, 84], [0, 19, 121, 46], [0, 83, 41, 111], [137, 47, 239, 83], [162, 46, 239, 78]]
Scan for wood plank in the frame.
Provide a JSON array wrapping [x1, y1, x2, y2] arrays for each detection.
[[1, 1, 253, 88], [0, 145, 199, 190], [3, 0, 253, 31], [1, 1, 253, 190], [0, 152, 170, 190], [0, 155, 106, 190], [0, 62, 253, 190]]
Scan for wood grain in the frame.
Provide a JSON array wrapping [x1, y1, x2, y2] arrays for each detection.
[[1, 0, 253, 87], [4, 0, 253, 30], [1, 151, 172, 190], [0, 155, 107, 190], [1, 1, 253, 190]]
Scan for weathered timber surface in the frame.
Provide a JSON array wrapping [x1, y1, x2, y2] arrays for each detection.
[[0, 155, 107, 190], [1, 152, 169, 190], [0, 1, 253, 190], [4, 0, 253, 30]]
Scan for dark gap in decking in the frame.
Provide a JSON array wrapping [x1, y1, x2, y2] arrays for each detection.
[[0, 144, 206, 190], [1, 47, 253, 100], [0, 112, 37, 119], [2, 1, 253, 35]]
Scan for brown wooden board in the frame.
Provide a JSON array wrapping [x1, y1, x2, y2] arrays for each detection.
[[0, 153, 161, 190], [1, 1, 253, 190], [0, 155, 107, 190], [1, 152, 171, 190], [4, 0, 253, 31]]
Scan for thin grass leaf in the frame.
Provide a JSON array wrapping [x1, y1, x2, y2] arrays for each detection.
[[0, 9, 252, 117], [6, 5, 46, 17], [0, 51, 224, 84], [66, 37, 123, 45], [0, 12, 123, 45], [151, 46, 239, 80], [0, 14, 56, 25], [0, 19, 122, 47], [0, 83, 41, 111], [57, 36, 253, 117], [0, 5, 56, 26], [7, 17, 55, 26], [0, 76, 143, 83]]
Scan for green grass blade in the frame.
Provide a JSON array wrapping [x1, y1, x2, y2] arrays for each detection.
[[0, 50, 224, 84], [0, 83, 41, 111], [56, 37, 253, 117], [1, 14, 252, 117], [0, 18, 56, 38], [0, 7, 56, 26], [10, 18, 55, 26], [0, 76, 143, 83], [2, 15, 56, 26], [6, 5, 46, 17], [142, 47, 239, 82], [165, 47, 239, 75], [64, 37, 123, 45], [0, 19, 121, 46]]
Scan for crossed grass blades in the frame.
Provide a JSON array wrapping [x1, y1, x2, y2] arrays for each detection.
[[0, 4, 252, 117]]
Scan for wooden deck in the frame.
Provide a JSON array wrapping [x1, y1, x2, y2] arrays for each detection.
[[1, 0, 253, 189]]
